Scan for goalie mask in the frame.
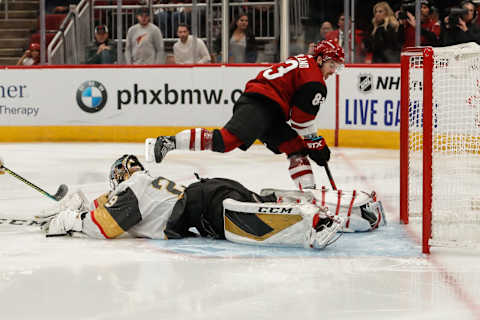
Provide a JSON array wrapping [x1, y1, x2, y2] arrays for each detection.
[[109, 154, 145, 189]]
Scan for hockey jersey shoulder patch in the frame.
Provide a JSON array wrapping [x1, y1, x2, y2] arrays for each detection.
[[91, 187, 142, 238]]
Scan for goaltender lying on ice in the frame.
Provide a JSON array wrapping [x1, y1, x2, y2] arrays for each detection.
[[38, 155, 386, 250]]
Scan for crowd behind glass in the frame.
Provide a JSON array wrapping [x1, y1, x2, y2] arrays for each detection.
[[18, 0, 480, 66]]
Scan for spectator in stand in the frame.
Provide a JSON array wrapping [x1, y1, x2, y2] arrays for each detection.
[[319, 21, 334, 41], [325, 14, 345, 47], [155, 0, 176, 38], [85, 25, 117, 64], [399, 0, 440, 47], [227, 12, 257, 63], [307, 21, 333, 55], [17, 43, 40, 66], [314, 14, 367, 63], [125, 7, 165, 64], [440, 0, 480, 46], [173, 23, 211, 64], [364, 2, 403, 63], [155, 1, 206, 39]]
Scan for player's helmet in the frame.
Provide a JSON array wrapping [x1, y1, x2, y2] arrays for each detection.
[[109, 154, 145, 189], [312, 40, 345, 64]]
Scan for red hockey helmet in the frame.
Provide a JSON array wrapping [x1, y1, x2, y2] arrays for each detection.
[[312, 40, 345, 64], [29, 43, 40, 52]]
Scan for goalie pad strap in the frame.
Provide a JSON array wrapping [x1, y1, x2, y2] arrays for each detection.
[[345, 190, 356, 229], [335, 190, 342, 216], [321, 186, 326, 206]]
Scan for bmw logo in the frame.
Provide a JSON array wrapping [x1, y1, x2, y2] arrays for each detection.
[[76, 80, 108, 113]]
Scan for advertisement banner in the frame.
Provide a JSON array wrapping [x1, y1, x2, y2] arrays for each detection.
[[339, 67, 400, 132], [0, 66, 259, 126], [0, 64, 392, 145], [0, 65, 337, 129]]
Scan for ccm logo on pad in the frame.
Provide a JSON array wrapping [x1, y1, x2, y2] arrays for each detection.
[[258, 207, 293, 214]]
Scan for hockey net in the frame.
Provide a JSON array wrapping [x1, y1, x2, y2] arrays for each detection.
[[400, 43, 480, 253]]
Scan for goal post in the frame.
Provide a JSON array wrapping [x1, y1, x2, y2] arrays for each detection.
[[400, 43, 480, 254]]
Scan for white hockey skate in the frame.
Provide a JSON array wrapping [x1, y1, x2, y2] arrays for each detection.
[[145, 136, 176, 163]]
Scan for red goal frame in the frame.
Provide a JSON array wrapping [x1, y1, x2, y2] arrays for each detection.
[[400, 47, 434, 254]]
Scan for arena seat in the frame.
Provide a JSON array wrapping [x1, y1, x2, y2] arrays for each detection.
[[37, 14, 67, 31]]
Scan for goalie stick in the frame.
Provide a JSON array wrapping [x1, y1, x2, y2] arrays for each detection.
[[0, 216, 48, 227], [1, 165, 68, 201]]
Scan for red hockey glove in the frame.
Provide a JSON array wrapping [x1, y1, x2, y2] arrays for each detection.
[[304, 136, 330, 166]]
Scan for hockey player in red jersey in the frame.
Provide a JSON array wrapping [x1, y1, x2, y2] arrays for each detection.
[[145, 40, 345, 190]]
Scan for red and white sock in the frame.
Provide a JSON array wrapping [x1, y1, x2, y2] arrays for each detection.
[[288, 155, 315, 190], [175, 129, 213, 151]]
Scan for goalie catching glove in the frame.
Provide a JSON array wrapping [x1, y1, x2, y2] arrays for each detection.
[[304, 136, 330, 166], [36, 190, 90, 237], [41, 208, 85, 237]]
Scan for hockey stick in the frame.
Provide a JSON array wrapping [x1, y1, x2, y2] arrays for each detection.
[[1, 165, 68, 201], [324, 163, 337, 190], [0, 216, 48, 227]]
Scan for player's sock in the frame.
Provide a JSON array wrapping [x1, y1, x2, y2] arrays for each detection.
[[175, 128, 213, 151], [289, 154, 315, 190]]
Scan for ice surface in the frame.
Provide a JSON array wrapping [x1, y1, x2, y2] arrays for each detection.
[[0, 143, 479, 320]]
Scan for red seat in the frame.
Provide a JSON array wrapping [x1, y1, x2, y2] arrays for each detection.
[[37, 14, 67, 31], [93, 1, 109, 24], [30, 33, 56, 48]]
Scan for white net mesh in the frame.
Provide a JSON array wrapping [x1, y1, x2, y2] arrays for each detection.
[[407, 43, 480, 247]]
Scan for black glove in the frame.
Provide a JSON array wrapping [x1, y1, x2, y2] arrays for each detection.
[[304, 136, 330, 166]]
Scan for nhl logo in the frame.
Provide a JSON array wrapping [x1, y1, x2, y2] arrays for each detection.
[[358, 74, 373, 93]]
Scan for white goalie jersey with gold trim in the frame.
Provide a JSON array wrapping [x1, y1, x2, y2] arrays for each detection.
[[82, 171, 184, 239]]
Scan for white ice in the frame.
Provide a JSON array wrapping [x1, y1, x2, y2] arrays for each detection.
[[1, 143, 479, 320]]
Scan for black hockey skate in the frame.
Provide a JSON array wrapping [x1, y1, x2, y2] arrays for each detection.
[[145, 136, 176, 163]]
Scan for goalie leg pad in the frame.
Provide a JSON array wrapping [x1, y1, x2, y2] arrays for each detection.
[[260, 188, 315, 204], [260, 188, 387, 232], [222, 199, 344, 249]]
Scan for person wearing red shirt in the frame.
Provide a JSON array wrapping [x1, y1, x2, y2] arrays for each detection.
[[400, 0, 440, 47], [145, 40, 345, 190], [325, 14, 345, 47]]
